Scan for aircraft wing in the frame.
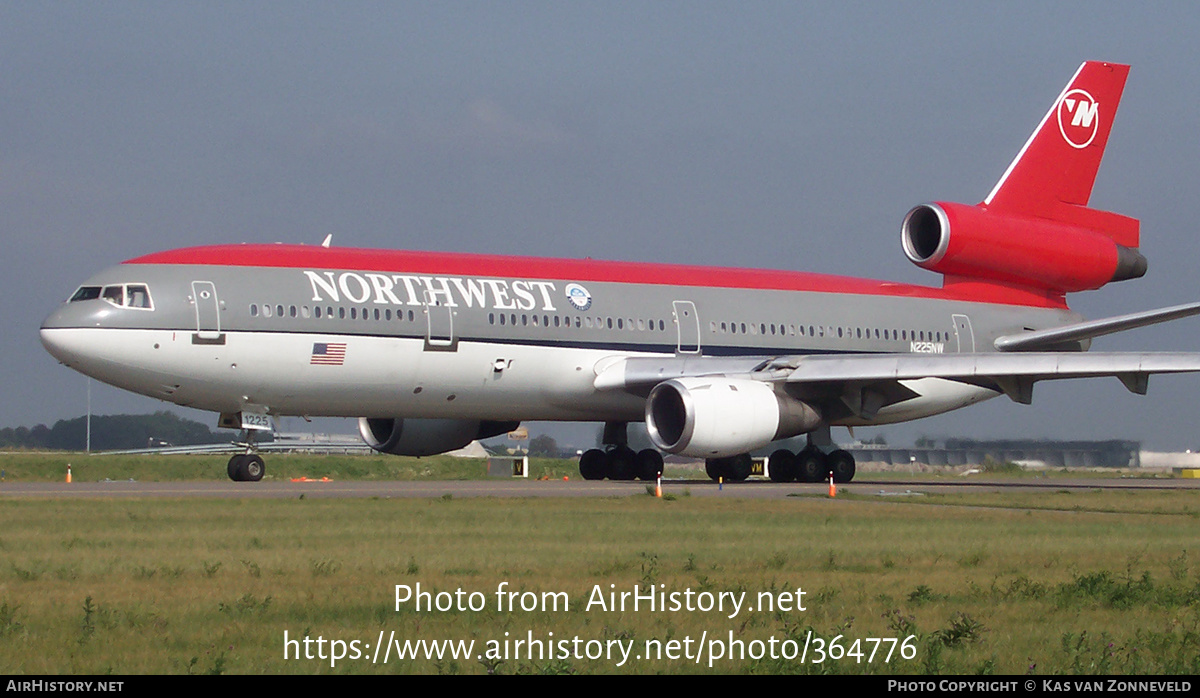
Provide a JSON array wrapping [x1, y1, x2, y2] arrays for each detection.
[[594, 351, 1200, 405]]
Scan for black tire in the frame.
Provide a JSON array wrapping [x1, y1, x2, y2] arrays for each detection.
[[579, 449, 608, 480], [608, 447, 638, 481], [829, 449, 856, 483], [726, 453, 753, 482], [635, 449, 664, 481], [241, 454, 266, 482], [705, 458, 728, 481], [227, 455, 246, 482], [768, 449, 797, 482], [797, 447, 827, 483]]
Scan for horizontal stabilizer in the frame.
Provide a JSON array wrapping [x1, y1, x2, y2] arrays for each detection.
[[994, 301, 1200, 351]]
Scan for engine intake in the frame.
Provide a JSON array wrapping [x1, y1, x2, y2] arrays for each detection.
[[644, 377, 821, 458]]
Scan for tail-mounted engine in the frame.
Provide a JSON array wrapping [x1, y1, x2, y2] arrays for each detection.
[[901, 62, 1148, 296], [901, 202, 1146, 294]]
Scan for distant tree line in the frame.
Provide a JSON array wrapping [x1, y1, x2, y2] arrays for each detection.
[[0, 412, 230, 451]]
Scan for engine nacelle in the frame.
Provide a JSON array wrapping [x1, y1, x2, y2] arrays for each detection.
[[901, 202, 1146, 293], [358, 418, 518, 457], [644, 377, 821, 458]]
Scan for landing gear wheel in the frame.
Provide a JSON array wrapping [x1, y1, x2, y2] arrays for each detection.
[[797, 447, 827, 483], [828, 449, 856, 483], [705, 458, 728, 481], [579, 449, 608, 480], [769, 449, 798, 482], [608, 447, 638, 481], [227, 454, 246, 481], [635, 449, 664, 481], [726, 453, 753, 482], [241, 454, 265, 482]]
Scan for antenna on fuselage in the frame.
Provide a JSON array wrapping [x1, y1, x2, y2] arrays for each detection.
[[320, 234, 333, 248]]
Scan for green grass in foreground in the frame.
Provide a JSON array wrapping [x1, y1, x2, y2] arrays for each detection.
[[0, 452, 576, 482], [0, 491, 1198, 674]]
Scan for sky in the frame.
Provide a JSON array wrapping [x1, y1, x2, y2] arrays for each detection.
[[5, 1, 1200, 450]]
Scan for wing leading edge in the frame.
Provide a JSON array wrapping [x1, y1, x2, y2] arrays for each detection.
[[594, 351, 1200, 406]]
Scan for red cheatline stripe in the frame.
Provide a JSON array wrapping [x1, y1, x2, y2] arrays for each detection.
[[124, 244, 1067, 309]]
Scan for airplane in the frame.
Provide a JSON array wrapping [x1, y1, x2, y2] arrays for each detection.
[[40, 60, 1200, 483]]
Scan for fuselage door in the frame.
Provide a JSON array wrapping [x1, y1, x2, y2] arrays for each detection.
[[191, 281, 225, 345], [673, 300, 700, 354], [952, 314, 975, 353], [423, 290, 457, 351]]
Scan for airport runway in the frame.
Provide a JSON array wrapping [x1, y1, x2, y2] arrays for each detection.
[[1, 476, 1197, 499]]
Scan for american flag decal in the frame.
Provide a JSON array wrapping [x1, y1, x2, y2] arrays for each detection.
[[310, 342, 347, 365]]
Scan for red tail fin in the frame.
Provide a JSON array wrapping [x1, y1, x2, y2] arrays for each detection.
[[983, 61, 1138, 247], [902, 61, 1148, 297]]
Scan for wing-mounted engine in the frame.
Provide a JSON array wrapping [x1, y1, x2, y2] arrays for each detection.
[[901, 202, 1145, 294], [902, 61, 1147, 297], [358, 417, 518, 457], [644, 377, 821, 458]]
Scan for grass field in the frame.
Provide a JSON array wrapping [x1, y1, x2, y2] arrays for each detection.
[[0, 451, 576, 482], [1, 453, 1198, 674]]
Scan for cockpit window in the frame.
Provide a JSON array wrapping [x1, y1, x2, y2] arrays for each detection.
[[126, 285, 152, 309], [69, 286, 102, 302], [101, 286, 125, 306], [80, 283, 155, 310]]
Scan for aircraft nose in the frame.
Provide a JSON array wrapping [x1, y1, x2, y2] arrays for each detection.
[[40, 326, 84, 367], [39, 302, 110, 366]]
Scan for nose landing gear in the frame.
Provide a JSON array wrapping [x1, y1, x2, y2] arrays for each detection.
[[227, 453, 265, 482], [227, 429, 266, 482]]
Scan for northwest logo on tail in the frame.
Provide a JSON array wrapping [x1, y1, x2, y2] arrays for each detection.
[[1058, 88, 1099, 149]]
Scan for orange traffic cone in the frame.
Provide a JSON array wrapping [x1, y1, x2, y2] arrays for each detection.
[[66, 464, 72, 484], [655, 476, 662, 498], [828, 474, 836, 498]]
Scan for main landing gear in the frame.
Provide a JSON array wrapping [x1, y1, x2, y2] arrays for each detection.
[[706, 428, 857, 484], [578, 422, 665, 481], [764, 446, 856, 483], [227, 429, 266, 482], [705, 448, 855, 484]]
